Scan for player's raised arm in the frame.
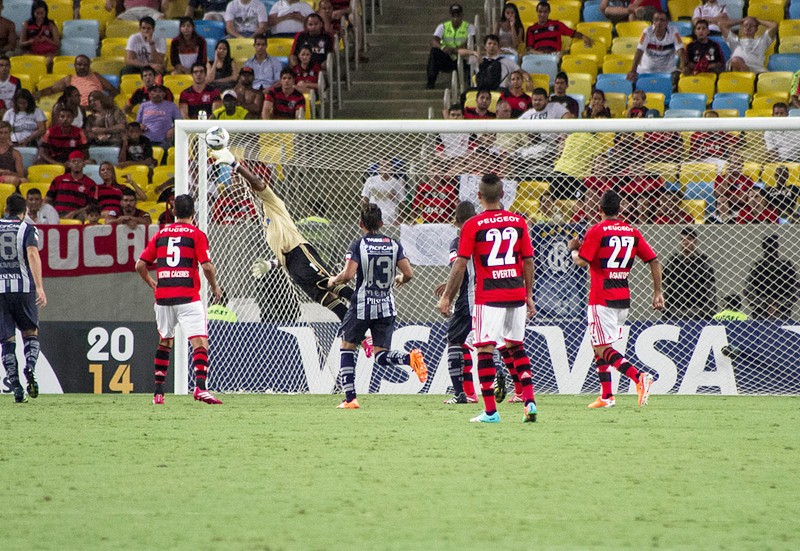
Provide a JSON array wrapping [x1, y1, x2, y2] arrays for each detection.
[[231, 160, 266, 192]]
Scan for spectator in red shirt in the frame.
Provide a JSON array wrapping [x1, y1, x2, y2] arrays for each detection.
[[290, 13, 334, 69], [500, 70, 532, 118], [463, 88, 496, 119], [526, 1, 593, 55], [262, 69, 306, 119], [107, 187, 153, 229], [179, 63, 222, 119], [38, 107, 88, 165], [652, 188, 695, 224], [291, 46, 323, 94], [171, 17, 208, 75], [737, 183, 779, 224], [45, 151, 97, 219]]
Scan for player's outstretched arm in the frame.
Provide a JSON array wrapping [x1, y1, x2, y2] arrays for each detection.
[[231, 161, 266, 193], [649, 258, 665, 311]]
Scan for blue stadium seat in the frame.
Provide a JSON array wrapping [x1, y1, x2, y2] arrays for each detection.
[[1, 0, 32, 30], [711, 92, 751, 116], [103, 74, 120, 89], [195, 20, 226, 41], [83, 164, 102, 185], [206, 38, 218, 60], [521, 54, 559, 84], [569, 93, 585, 115], [155, 19, 180, 41], [669, 93, 708, 111], [636, 73, 674, 103], [768, 54, 800, 73], [684, 180, 715, 201], [791, 1, 800, 20], [673, 21, 693, 37], [583, 4, 609, 22], [60, 38, 98, 58], [595, 73, 633, 96], [790, 108, 800, 116], [89, 146, 121, 165], [664, 108, 703, 117], [725, 0, 745, 20], [63, 20, 100, 45], [17, 147, 38, 174], [709, 36, 732, 63]]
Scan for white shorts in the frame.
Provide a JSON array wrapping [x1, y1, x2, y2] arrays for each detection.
[[155, 301, 208, 340], [587, 304, 628, 347], [473, 304, 526, 348]]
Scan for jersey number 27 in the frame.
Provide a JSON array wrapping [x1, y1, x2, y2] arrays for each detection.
[[606, 235, 634, 269]]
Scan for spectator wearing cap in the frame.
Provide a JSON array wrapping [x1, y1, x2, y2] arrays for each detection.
[[45, 151, 98, 220], [662, 227, 717, 320], [243, 34, 284, 90], [39, 106, 88, 165], [426, 4, 476, 89], [233, 67, 264, 118], [179, 63, 222, 119], [213, 90, 249, 119], [135, 84, 182, 147]]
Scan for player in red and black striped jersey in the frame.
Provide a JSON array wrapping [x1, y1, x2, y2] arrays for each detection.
[[136, 194, 224, 405], [569, 189, 664, 409], [438, 174, 538, 423]]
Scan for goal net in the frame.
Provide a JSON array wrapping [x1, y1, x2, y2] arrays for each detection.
[[174, 117, 800, 396]]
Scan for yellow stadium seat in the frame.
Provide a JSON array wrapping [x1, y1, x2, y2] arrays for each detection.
[[118, 165, 150, 187], [27, 164, 65, 183], [529, 73, 550, 92], [0, 183, 17, 207], [752, 92, 789, 110], [745, 107, 774, 116], [560, 55, 599, 79], [779, 35, 800, 53], [516, 2, 538, 28], [668, 0, 701, 20], [577, 22, 613, 48], [569, 41, 607, 67], [604, 92, 628, 117], [680, 199, 706, 223], [678, 74, 717, 98], [602, 54, 634, 74], [717, 71, 756, 95], [554, 199, 576, 219], [680, 162, 719, 189], [509, 198, 540, 219], [101, 38, 129, 59], [37, 73, 70, 92], [757, 71, 793, 94], [48, 0, 73, 31], [761, 162, 800, 186], [549, 0, 582, 25], [151, 147, 165, 166], [645, 162, 679, 182], [267, 38, 295, 57], [464, 90, 501, 112], [567, 72, 594, 99], [615, 21, 649, 38], [120, 75, 143, 96], [16, 74, 34, 92], [152, 165, 174, 187], [747, 1, 786, 23], [11, 56, 47, 84], [105, 20, 140, 39], [166, 147, 175, 167], [742, 162, 762, 182], [91, 57, 126, 75], [516, 180, 551, 201], [19, 182, 51, 197], [80, 1, 115, 34], [708, 108, 740, 117], [611, 37, 639, 56], [37, 94, 59, 117], [60, 218, 83, 225], [627, 91, 665, 113], [163, 74, 193, 100], [228, 38, 255, 63], [780, 19, 800, 40]]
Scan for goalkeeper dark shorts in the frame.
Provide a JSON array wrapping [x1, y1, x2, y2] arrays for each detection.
[[284, 243, 334, 303], [446, 304, 472, 346]]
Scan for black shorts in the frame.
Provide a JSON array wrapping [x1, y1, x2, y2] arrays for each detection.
[[342, 309, 395, 349], [284, 243, 334, 303], [0, 292, 38, 341], [447, 305, 472, 345]]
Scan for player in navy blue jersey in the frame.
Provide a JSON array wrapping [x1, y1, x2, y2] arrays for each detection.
[[327, 203, 428, 409], [0, 194, 47, 403]]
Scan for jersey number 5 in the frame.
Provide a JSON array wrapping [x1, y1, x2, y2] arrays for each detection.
[[166, 237, 182, 267], [607, 236, 634, 269], [486, 227, 518, 266]]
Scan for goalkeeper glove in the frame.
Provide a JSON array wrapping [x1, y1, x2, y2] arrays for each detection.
[[251, 258, 280, 279], [208, 146, 237, 167]]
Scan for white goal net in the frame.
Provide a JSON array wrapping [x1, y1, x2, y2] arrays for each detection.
[[174, 118, 800, 396]]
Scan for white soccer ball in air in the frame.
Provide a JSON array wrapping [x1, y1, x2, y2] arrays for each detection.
[[205, 126, 229, 150]]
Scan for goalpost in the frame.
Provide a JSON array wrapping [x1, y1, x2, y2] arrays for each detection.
[[174, 117, 800, 396]]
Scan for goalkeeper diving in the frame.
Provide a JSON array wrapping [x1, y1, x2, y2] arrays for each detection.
[[209, 138, 354, 321]]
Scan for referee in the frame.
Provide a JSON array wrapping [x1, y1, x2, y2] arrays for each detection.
[[0, 194, 47, 403]]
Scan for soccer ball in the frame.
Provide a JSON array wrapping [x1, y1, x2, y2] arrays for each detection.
[[205, 126, 229, 150]]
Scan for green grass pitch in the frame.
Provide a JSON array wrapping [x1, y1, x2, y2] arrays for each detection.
[[3, 394, 799, 550]]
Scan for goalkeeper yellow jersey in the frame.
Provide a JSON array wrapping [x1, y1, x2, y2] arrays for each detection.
[[255, 186, 308, 264]]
